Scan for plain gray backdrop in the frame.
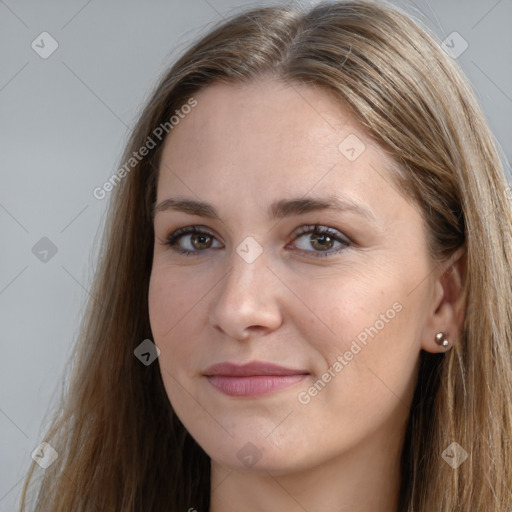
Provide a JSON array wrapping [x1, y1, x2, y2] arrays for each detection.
[[1, 0, 510, 510]]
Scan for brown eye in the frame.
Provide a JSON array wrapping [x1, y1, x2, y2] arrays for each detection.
[[291, 225, 351, 257], [164, 226, 222, 255], [310, 232, 336, 251], [190, 233, 213, 250]]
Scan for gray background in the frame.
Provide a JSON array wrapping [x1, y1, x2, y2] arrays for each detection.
[[1, 0, 510, 510]]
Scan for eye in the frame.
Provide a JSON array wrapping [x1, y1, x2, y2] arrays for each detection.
[[288, 225, 351, 257], [163, 226, 222, 255], [161, 224, 351, 257]]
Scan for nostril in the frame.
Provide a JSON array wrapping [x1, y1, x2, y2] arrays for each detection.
[[244, 325, 268, 337]]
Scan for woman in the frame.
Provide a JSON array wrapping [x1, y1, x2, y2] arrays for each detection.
[[20, 1, 512, 510]]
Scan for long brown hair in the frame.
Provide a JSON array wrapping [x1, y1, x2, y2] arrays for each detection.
[[20, 1, 512, 510]]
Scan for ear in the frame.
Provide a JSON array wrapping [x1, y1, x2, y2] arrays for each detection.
[[421, 247, 466, 353]]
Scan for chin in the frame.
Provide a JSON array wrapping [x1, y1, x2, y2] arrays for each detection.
[[196, 430, 321, 476]]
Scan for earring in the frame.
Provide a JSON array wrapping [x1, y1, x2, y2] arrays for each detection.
[[435, 332, 449, 348]]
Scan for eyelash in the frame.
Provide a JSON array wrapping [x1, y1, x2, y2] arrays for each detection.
[[162, 225, 351, 258]]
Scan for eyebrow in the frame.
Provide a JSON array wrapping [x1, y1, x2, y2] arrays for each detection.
[[152, 195, 376, 223]]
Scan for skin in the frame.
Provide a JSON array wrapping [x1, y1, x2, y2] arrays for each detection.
[[148, 79, 464, 511]]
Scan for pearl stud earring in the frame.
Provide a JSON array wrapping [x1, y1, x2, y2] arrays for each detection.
[[435, 332, 449, 347]]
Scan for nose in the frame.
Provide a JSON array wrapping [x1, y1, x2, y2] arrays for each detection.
[[208, 242, 283, 341]]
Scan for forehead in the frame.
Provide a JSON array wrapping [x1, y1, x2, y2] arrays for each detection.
[[156, 79, 406, 216]]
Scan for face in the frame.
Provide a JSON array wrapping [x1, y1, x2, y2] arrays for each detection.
[[148, 79, 441, 475]]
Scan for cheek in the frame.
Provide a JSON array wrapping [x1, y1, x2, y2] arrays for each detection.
[[289, 270, 420, 407], [148, 267, 205, 374], [283, 269, 402, 358], [286, 303, 418, 458], [148, 267, 207, 421], [149, 266, 200, 337]]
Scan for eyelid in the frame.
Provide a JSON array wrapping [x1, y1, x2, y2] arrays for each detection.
[[162, 225, 222, 255], [164, 225, 217, 243], [162, 224, 351, 257], [290, 224, 350, 244], [287, 225, 351, 257]]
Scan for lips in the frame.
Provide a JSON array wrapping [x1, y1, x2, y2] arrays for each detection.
[[203, 361, 309, 397], [203, 361, 309, 377]]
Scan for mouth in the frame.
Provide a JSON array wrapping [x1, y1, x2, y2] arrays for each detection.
[[203, 361, 309, 397]]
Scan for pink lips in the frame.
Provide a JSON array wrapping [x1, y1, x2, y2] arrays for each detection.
[[203, 361, 309, 397]]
